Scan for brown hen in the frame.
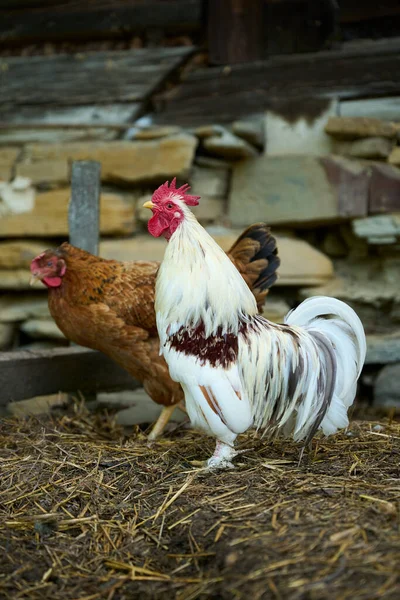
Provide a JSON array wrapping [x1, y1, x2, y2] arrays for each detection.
[[30, 224, 280, 438]]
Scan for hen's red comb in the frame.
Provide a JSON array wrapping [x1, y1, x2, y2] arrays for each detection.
[[152, 178, 200, 206]]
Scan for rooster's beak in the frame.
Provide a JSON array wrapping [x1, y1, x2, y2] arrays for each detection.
[[142, 200, 154, 210]]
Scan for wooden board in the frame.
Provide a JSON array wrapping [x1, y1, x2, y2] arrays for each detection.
[[0, 46, 194, 107], [0, 0, 202, 45], [154, 38, 400, 126], [69, 161, 101, 255], [0, 104, 142, 129], [340, 0, 400, 23], [208, 0, 265, 65], [0, 347, 140, 406]]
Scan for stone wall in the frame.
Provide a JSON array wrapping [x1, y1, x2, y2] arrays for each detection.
[[1, 106, 400, 417]]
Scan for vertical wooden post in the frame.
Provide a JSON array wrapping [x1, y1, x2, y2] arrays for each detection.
[[68, 160, 101, 256], [208, 0, 265, 65]]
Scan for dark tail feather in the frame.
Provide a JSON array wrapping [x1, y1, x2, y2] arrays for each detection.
[[227, 223, 280, 312]]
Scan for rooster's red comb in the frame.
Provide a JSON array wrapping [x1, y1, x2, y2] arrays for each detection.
[[152, 178, 200, 206]]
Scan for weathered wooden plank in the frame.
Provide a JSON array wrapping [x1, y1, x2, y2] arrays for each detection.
[[69, 161, 101, 255], [0, 347, 139, 406], [340, 0, 400, 23], [155, 38, 400, 126], [0, 104, 141, 129], [0, 1, 202, 45], [0, 46, 194, 106], [208, 0, 265, 65]]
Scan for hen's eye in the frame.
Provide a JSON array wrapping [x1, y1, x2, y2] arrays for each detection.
[[167, 203, 173, 209], [47, 261, 52, 267]]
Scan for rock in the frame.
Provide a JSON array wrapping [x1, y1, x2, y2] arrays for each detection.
[[0, 147, 19, 181], [208, 228, 334, 286], [320, 156, 369, 218], [353, 214, 400, 245], [16, 158, 69, 185], [265, 99, 337, 156], [193, 196, 225, 223], [299, 257, 400, 332], [190, 165, 229, 198], [100, 236, 167, 263], [193, 125, 224, 139], [100, 231, 333, 287], [20, 340, 68, 351], [340, 224, 369, 259], [230, 155, 368, 227], [262, 297, 291, 322], [325, 117, 398, 140], [0, 240, 49, 269], [322, 232, 348, 258], [131, 126, 181, 140], [20, 318, 65, 340], [366, 332, 400, 364], [0, 322, 16, 349], [368, 163, 400, 214], [0, 269, 35, 290], [17, 134, 197, 185], [0, 296, 50, 322], [195, 156, 233, 170], [388, 146, 400, 166], [340, 97, 400, 122], [0, 177, 35, 215], [7, 393, 68, 417], [0, 188, 135, 237], [374, 363, 400, 408], [203, 129, 258, 159], [232, 118, 264, 149], [265, 236, 334, 286], [97, 388, 186, 426], [333, 137, 394, 159]]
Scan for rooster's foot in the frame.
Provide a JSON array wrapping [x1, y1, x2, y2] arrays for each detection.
[[205, 441, 238, 470]]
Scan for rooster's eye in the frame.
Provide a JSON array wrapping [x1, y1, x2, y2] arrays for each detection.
[[47, 261, 52, 267], [167, 203, 173, 209]]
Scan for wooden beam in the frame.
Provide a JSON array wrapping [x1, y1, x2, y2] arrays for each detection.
[[208, 0, 265, 65], [69, 161, 101, 256], [154, 38, 400, 126], [0, 46, 194, 107], [0, 1, 203, 45], [339, 0, 400, 23], [0, 347, 140, 406]]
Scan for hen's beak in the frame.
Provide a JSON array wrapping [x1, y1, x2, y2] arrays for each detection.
[[29, 274, 41, 286], [143, 200, 154, 210]]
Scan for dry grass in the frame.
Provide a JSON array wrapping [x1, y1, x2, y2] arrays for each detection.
[[0, 403, 399, 600]]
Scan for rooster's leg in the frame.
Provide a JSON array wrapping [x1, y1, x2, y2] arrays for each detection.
[[206, 441, 238, 470], [148, 404, 178, 440]]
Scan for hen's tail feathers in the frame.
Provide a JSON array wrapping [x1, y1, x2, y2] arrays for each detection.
[[285, 296, 367, 440], [228, 223, 280, 312]]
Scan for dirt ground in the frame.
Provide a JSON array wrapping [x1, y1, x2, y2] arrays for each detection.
[[0, 404, 399, 600]]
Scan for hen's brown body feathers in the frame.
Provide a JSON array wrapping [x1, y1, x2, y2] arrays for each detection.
[[45, 224, 279, 415]]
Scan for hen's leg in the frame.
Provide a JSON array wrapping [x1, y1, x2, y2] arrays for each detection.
[[148, 404, 178, 440]]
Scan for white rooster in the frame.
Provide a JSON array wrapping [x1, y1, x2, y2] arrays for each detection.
[[143, 179, 367, 468]]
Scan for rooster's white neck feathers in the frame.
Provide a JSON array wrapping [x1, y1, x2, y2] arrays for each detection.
[[155, 203, 257, 344]]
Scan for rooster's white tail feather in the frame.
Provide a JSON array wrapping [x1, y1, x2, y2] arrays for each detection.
[[284, 296, 366, 437]]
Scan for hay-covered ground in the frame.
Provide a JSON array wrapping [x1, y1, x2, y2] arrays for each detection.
[[0, 404, 399, 600]]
